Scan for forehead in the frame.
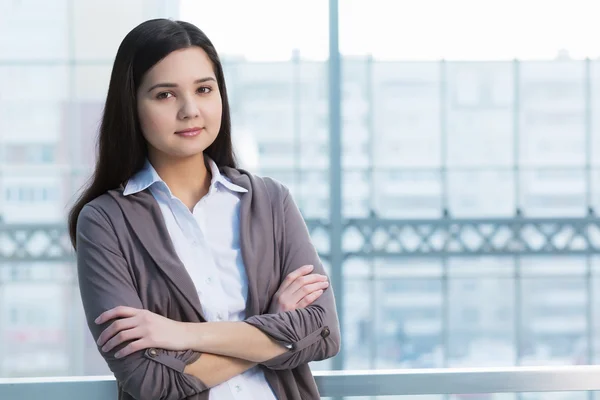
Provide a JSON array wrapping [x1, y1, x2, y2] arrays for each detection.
[[142, 47, 215, 85]]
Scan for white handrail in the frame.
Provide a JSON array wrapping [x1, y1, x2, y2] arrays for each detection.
[[2, 366, 600, 398]]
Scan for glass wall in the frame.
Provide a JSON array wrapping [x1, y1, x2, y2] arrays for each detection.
[[2, 5, 600, 400]]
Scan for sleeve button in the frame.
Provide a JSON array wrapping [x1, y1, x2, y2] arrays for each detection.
[[321, 327, 331, 338], [148, 348, 158, 357]]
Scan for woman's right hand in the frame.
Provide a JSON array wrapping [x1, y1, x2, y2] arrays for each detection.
[[270, 265, 329, 313]]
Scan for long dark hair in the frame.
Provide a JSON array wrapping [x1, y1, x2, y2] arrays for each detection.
[[68, 19, 236, 248]]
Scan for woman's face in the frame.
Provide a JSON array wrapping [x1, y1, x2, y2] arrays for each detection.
[[136, 46, 222, 163]]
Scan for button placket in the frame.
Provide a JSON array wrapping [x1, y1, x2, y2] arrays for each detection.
[[152, 179, 277, 399], [193, 199, 209, 238]]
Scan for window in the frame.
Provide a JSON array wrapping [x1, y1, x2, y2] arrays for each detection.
[[242, 82, 291, 102], [4, 186, 58, 203], [496, 308, 511, 321], [383, 280, 441, 293], [3, 144, 55, 164], [462, 308, 480, 323], [5, 187, 18, 202]]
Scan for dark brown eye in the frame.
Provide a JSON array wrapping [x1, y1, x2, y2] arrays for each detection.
[[156, 92, 174, 99]]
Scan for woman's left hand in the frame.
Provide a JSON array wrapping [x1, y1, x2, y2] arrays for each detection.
[[95, 306, 190, 358]]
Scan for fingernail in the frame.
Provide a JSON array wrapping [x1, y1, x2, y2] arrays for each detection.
[[102, 346, 107, 352], [307, 265, 314, 270], [114, 351, 121, 358], [95, 317, 100, 324]]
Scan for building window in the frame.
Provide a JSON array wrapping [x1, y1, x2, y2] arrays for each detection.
[[4, 186, 58, 203], [3, 144, 55, 164]]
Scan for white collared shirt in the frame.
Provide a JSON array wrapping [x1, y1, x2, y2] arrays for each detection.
[[124, 156, 277, 400]]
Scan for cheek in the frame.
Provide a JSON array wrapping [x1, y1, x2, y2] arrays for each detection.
[[138, 104, 172, 139], [206, 98, 223, 126]]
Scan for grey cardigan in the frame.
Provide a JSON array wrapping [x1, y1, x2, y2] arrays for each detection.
[[75, 167, 341, 400]]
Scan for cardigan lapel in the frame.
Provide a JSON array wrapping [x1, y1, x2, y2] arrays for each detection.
[[221, 167, 262, 318], [108, 189, 206, 322]]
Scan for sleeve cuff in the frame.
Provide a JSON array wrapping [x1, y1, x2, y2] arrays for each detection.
[[143, 348, 202, 373], [245, 321, 331, 364]]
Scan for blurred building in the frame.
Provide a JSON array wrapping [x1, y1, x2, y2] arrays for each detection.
[[224, 56, 597, 369]]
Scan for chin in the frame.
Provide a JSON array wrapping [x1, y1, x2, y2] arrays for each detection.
[[174, 150, 206, 159], [151, 139, 214, 160]]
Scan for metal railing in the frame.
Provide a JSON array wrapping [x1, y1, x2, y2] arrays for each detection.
[[2, 366, 600, 398], [4, 215, 600, 262]]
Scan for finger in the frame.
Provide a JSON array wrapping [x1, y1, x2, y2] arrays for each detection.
[[115, 339, 148, 359], [102, 327, 144, 354], [279, 274, 327, 305], [95, 306, 140, 325], [284, 274, 328, 298], [296, 290, 324, 309], [278, 265, 314, 293], [97, 317, 138, 347], [289, 281, 329, 305]]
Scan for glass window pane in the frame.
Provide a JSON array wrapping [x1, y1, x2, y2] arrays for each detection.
[[72, 0, 179, 61], [447, 170, 515, 217], [446, 62, 514, 168], [520, 168, 586, 216], [447, 278, 515, 367], [519, 61, 586, 167], [373, 170, 443, 218], [372, 257, 444, 370], [591, 60, 600, 167], [181, 0, 328, 61], [372, 62, 441, 168], [521, 277, 589, 365], [0, 0, 69, 61]]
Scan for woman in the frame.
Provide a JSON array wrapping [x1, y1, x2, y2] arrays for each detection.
[[68, 19, 340, 400]]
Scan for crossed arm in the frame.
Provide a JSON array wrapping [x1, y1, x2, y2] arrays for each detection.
[[92, 264, 326, 388], [76, 189, 340, 399], [96, 310, 283, 388]]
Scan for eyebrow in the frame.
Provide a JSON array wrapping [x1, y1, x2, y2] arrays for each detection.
[[147, 77, 217, 93]]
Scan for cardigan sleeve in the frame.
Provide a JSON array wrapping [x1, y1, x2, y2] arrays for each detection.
[[243, 185, 341, 369], [76, 204, 208, 399]]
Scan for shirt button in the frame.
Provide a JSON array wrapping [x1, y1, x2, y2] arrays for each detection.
[[235, 384, 242, 392], [205, 277, 213, 284], [216, 313, 224, 321]]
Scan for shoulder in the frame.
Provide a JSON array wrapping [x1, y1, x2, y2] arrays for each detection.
[[78, 189, 125, 229], [256, 175, 290, 200], [222, 167, 291, 202]]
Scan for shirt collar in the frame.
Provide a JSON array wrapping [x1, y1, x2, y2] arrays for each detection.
[[206, 156, 248, 194], [123, 159, 162, 196], [123, 155, 247, 197]]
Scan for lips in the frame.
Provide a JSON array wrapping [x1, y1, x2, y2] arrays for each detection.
[[175, 127, 203, 137]]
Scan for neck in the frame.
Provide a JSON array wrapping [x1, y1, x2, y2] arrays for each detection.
[[149, 152, 211, 210]]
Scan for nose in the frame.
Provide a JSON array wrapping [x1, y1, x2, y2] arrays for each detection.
[[177, 96, 200, 120]]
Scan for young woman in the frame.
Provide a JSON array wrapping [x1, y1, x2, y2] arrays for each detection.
[[68, 19, 340, 400]]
